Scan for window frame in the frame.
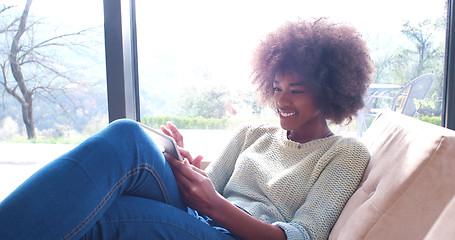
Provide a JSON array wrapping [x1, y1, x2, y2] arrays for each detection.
[[103, 0, 140, 122], [443, 0, 455, 129], [103, 0, 455, 130]]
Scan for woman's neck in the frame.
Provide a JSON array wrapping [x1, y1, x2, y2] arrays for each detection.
[[286, 121, 333, 143]]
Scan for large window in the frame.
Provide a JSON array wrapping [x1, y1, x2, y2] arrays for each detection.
[[135, 0, 448, 157], [0, 0, 452, 200], [0, 0, 107, 141], [0, 0, 107, 199]]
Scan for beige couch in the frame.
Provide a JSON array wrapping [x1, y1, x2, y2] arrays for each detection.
[[330, 111, 455, 240]]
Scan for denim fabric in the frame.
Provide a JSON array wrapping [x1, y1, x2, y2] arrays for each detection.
[[0, 119, 235, 240], [188, 208, 241, 239]]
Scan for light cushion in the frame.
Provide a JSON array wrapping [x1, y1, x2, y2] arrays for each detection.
[[329, 112, 455, 240], [423, 192, 455, 239]]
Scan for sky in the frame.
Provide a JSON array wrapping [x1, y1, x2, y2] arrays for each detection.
[[8, 0, 445, 81], [8, 0, 446, 56], [133, 0, 447, 90], [8, 0, 445, 29], [3, 0, 448, 114]]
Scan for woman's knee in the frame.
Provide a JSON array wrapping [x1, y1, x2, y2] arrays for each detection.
[[100, 119, 166, 163], [96, 118, 149, 143], [109, 118, 142, 134]]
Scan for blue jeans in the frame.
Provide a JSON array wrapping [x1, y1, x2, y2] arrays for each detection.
[[0, 119, 236, 240]]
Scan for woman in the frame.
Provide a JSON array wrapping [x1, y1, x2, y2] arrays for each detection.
[[0, 18, 374, 240]]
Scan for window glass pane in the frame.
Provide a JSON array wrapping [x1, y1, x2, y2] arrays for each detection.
[[0, 0, 107, 199], [136, 0, 447, 157]]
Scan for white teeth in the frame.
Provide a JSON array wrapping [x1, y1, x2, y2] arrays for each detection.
[[280, 111, 296, 117]]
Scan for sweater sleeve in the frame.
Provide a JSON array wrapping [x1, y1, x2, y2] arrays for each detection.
[[205, 124, 252, 194], [273, 138, 370, 240]]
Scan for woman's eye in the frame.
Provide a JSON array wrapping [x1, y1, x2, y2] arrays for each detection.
[[273, 87, 281, 92], [292, 90, 305, 94]]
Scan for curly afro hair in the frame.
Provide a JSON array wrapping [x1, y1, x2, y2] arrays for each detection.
[[251, 18, 375, 124]]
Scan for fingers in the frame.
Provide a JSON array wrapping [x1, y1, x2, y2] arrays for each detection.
[[164, 156, 194, 202], [177, 148, 204, 169], [165, 151, 204, 178], [177, 147, 193, 162], [192, 155, 203, 169], [165, 155, 196, 183], [164, 152, 215, 212], [167, 122, 184, 146], [160, 122, 184, 148], [160, 125, 172, 137]]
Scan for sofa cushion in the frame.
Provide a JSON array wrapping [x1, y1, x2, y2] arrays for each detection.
[[423, 194, 455, 239], [329, 111, 455, 240]]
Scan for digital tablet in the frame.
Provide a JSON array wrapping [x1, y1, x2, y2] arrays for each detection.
[[139, 123, 183, 160]]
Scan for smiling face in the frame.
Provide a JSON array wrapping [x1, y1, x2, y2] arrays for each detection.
[[273, 73, 328, 142]]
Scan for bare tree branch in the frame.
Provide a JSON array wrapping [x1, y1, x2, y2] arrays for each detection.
[[1, 0, 102, 139]]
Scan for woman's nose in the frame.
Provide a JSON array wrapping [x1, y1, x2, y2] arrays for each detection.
[[276, 92, 291, 106]]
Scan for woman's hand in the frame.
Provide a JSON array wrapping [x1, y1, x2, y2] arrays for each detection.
[[164, 149, 221, 214], [161, 122, 204, 168], [165, 148, 286, 240], [176, 147, 204, 169], [161, 122, 184, 148]]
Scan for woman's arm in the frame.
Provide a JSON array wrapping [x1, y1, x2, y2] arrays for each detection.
[[165, 152, 286, 240], [210, 194, 286, 240]]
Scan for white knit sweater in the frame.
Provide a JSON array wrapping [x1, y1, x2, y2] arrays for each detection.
[[205, 123, 370, 240]]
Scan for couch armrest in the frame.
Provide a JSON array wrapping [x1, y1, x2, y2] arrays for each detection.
[[330, 112, 455, 240]]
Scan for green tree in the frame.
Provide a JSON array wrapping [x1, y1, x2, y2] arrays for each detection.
[[371, 14, 445, 117], [178, 86, 228, 118], [401, 18, 444, 76], [400, 18, 445, 116]]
